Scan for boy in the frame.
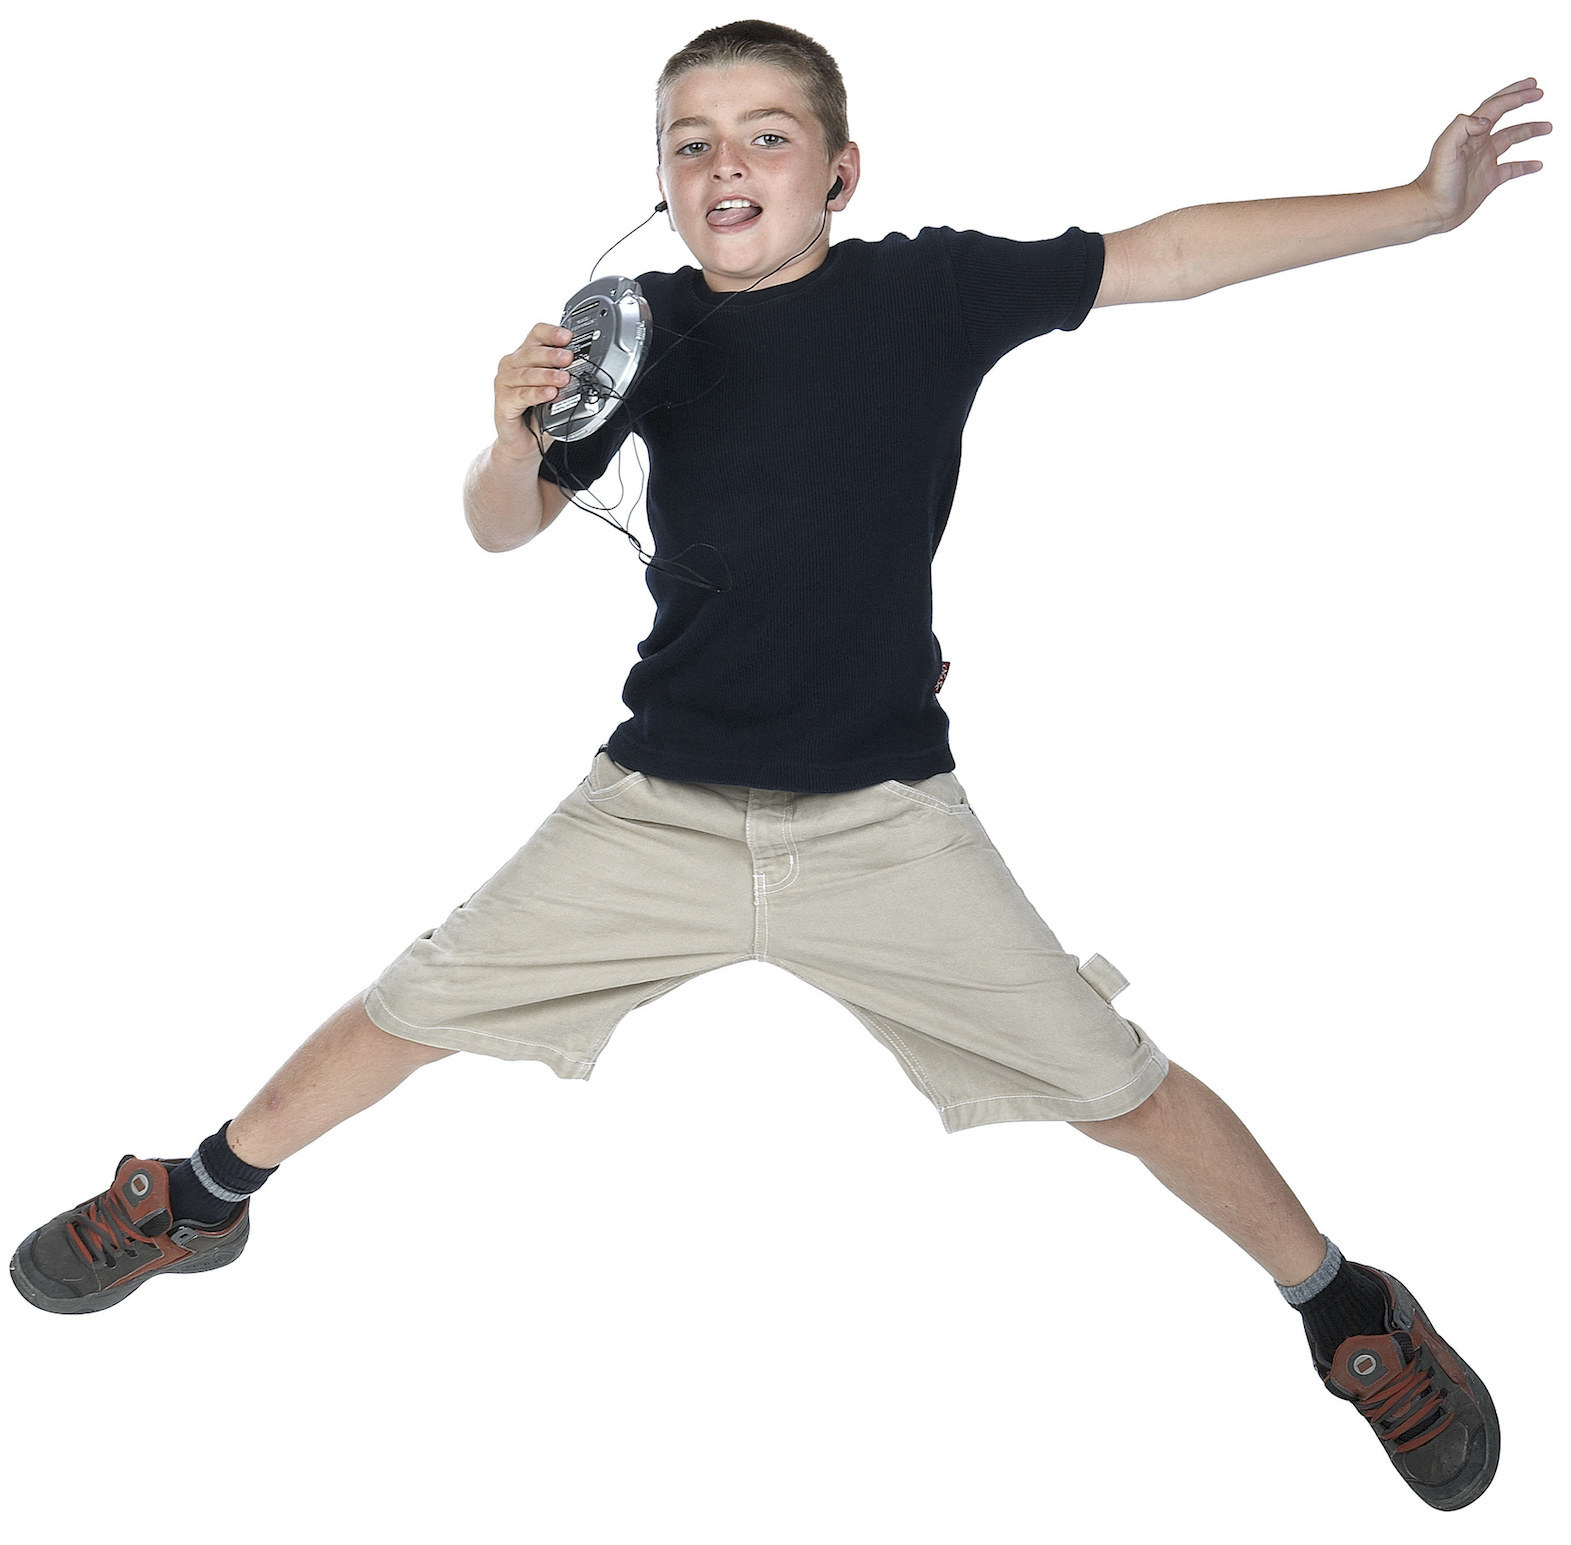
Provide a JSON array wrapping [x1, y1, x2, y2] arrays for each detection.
[[10, 19, 1549, 1513]]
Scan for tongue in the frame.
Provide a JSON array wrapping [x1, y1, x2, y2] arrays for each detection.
[[708, 205, 760, 228]]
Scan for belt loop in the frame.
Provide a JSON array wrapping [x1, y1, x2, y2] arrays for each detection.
[[1078, 953, 1130, 1003]]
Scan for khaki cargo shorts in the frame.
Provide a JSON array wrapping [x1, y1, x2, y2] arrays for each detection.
[[362, 747, 1169, 1133]]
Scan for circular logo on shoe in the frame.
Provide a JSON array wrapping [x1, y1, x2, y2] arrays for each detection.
[[129, 1171, 151, 1198], [1351, 1352, 1380, 1377]]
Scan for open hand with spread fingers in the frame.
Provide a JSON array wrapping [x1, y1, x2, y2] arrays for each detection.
[[1416, 78, 1551, 232]]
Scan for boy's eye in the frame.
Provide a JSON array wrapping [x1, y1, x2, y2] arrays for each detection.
[[676, 132, 788, 156]]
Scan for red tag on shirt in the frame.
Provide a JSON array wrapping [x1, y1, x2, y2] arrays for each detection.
[[933, 660, 950, 694]]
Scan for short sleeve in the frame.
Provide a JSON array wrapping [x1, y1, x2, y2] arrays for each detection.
[[930, 225, 1105, 373], [539, 407, 635, 494]]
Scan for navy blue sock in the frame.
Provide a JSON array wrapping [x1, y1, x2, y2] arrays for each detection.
[[1278, 1236, 1392, 1366], [166, 1121, 277, 1227]]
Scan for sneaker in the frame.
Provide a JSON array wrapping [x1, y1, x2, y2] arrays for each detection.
[[1316, 1261, 1499, 1510], [10, 1155, 249, 1315]]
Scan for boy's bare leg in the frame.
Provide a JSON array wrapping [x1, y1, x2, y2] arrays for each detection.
[[9, 992, 455, 1315], [1069, 1061, 1327, 1287], [225, 993, 455, 1169]]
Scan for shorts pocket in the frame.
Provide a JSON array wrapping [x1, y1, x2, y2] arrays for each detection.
[[583, 748, 647, 801], [879, 772, 971, 815]]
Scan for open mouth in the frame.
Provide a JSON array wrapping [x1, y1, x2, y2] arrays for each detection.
[[706, 203, 763, 232]]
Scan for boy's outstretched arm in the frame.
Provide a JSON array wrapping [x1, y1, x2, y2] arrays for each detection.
[[1096, 78, 1551, 307]]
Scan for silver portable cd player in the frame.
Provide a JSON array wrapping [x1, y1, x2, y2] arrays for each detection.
[[536, 275, 651, 441]]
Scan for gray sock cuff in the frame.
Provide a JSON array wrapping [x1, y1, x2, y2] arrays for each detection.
[[188, 1147, 248, 1205], [1277, 1236, 1343, 1306]]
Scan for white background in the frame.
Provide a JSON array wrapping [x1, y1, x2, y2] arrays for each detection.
[[2, 1, 1563, 1538]]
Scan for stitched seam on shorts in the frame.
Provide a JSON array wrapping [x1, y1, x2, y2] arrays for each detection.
[[879, 780, 969, 816], [846, 1003, 944, 1105], [365, 986, 595, 1064], [583, 959, 755, 1061], [746, 798, 800, 895], [936, 1049, 1164, 1112], [583, 774, 645, 802], [585, 973, 691, 1058], [746, 799, 777, 957], [759, 799, 800, 894], [761, 976, 943, 1106]]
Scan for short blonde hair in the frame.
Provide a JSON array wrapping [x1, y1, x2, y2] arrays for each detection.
[[656, 19, 849, 169]]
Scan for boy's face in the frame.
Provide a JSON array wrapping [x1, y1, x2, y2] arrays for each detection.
[[657, 62, 858, 293]]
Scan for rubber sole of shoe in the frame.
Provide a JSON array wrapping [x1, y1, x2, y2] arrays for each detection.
[[1370, 1267, 1500, 1511], [8, 1214, 250, 1315]]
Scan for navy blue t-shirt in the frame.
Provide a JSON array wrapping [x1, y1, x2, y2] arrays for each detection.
[[541, 224, 1104, 793]]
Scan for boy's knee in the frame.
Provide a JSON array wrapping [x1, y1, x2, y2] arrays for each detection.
[[347, 995, 456, 1066], [1068, 1067, 1177, 1150]]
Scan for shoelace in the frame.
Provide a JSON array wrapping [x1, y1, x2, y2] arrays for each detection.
[[1354, 1344, 1456, 1454], [68, 1184, 158, 1268]]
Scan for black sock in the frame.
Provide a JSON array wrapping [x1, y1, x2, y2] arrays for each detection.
[[1278, 1236, 1391, 1366], [166, 1121, 278, 1227]]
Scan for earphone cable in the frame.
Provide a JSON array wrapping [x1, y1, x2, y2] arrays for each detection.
[[532, 195, 835, 593]]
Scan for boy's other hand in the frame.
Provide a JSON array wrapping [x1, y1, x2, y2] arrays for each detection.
[[493, 323, 576, 460], [1415, 78, 1551, 233]]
